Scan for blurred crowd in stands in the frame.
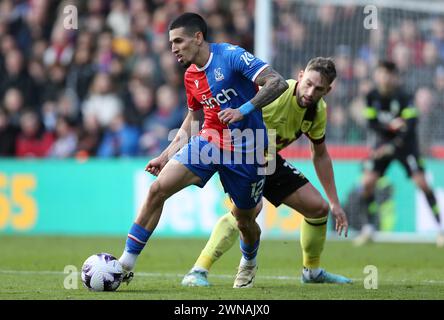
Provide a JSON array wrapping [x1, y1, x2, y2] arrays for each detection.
[[0, 0, 443, 159]]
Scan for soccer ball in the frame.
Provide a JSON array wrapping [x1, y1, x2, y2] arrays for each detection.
[[81, 253, 123, 291]]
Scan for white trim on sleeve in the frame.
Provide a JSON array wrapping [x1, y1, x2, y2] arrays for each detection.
[[252, 64, 269, 82]]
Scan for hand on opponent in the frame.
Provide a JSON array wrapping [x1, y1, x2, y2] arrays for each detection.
[[218, 108, 244, 124]]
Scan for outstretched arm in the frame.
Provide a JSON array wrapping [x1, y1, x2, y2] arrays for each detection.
[[311, 141, 349, 237], [146, 109, 203, 176]]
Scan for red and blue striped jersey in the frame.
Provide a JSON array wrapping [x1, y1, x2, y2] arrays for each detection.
[[184, 43, 268, 152]]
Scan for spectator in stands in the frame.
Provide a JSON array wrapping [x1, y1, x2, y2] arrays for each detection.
[[41, 100, 57, 132], [434, 65, 444, 103], [0, 49, 38, 108], [107, 0, 131, 38], [94, 30, 115, 73], [309, 5, 339, 57], [130, 56, 158, 87], [273, 16, 308, 78], [3, 87, 25, 128], [83, 0, 107, 34], [139, 84, 184, 155], [414, 87, 440, 155], [82, 72, 123, 128], [0, 34, 18, 71], [42, 90, 80, 134], [123, 83, 155, 128], [326, 103, 349, 143], [429, 18, 444, 62], [391, 42, 417, 93], [97, 112, 140, 157], [388, 19, 424, 66], [416, 41, 440, 89], [76, 114, 103, 158], [125, 34, 150, 76], [16, 109, 54, 158], [231, 5, 254, 51], [0, 107, 18, 156], [358, 21, 386, 66], [27, 58, 47, 98], [41, 64, 67, 103], [43, 26, 74, 67], [158, 53, 184, 92], [56, 90, 81, 125], [49, 116, 78, 158], [66, 45, 96, 102]]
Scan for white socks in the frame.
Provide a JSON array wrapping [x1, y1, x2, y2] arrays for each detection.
[[191, 266, 209, 273], [240, 256, 257, 267], [303, 267, 322, 279], [119, 251, 138, 271]]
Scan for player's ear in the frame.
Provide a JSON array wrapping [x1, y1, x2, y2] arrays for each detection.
[[326, 86, 332, 94], [298, 70, 304, 81], [195, 31, 204, 45]]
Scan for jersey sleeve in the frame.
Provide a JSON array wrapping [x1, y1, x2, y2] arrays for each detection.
[[227, 45, 268, 82], [398, 94, 418, 140], [400, 94, 418, 120], [306, 102, 327, 144], [364, 93, 378, 120], [364, 91, 391, 134]]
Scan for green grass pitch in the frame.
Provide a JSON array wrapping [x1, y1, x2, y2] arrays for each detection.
[[1, 235, 443, 300]]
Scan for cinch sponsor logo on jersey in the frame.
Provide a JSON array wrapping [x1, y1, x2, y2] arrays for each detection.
[[200, 88, 239, 109]]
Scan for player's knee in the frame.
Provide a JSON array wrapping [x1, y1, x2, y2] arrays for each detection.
[[303, 199, 329, 219], [320, 200, 330, 217], [148, 180, 169, 203], [312, 200, 329, 219], [235, 216, 255, 234]]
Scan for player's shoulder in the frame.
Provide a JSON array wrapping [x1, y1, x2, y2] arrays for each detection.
[[216, 42, 241, 51], [183, 65, 201, 90], [184, 64, 199, 75], [286, 78, 297, 88], [367, 88, 379, 99], [215, 42, 248, 58], [317, 97, 327, 113]]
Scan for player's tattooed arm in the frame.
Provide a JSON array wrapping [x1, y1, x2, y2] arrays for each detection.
[[250, 66, 288, 109], [218, 67, 287, 124]]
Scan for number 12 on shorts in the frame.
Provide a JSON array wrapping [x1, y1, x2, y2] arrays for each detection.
[[251, 179, 265, 202]]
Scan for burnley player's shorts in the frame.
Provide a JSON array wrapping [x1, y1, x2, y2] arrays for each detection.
[[173, 135, 265, 210], [263, 153, 309, 207]]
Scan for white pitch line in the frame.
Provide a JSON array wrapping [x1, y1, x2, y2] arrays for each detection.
[[1, 269, 444, 284], [0, 269, 297, 280]]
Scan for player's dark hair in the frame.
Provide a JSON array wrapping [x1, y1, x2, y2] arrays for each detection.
[[169, 12, 208, 40], [306, 57, 337, 84], [377, 60, 398, 74]]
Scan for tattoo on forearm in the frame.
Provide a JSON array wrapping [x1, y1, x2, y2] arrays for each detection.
[[250, 67, 288, 109]]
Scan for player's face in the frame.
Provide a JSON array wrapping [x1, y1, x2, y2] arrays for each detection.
[[374, 68, 397, 94], [296, 70, 331, 108], [169, 27, 201, 68]]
